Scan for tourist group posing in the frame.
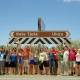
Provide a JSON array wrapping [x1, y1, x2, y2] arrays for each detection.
[[0, 46, 80, 76]]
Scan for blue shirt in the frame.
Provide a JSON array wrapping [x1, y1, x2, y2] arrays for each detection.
[[10, 53, 17, 62]]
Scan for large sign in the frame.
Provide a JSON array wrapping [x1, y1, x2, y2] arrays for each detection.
[[8, 18, 71, 45], [10, 31, 70, 38]]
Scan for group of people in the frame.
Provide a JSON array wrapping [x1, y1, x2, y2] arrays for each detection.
[[0, 45, 80, 76]]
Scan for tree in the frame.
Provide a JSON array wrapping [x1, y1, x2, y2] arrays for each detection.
[[71, 40, 80, 48]]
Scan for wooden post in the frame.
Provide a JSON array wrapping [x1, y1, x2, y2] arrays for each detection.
[[38, 17, 42, 54], [38, 17, 42, 32]]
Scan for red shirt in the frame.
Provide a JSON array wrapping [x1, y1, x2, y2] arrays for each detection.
[[51, 49, 58, 60], [23, 48, 30, 59], [68, 49, 76, 61]]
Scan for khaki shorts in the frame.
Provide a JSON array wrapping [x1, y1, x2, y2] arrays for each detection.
[[23, 60, 29, 67], [69, 61, 75, 68]]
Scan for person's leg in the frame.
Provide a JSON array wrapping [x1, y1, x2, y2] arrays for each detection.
[[73, 62, 76, 75], [5, 63, 9, 75], [61, 61, 64, 75], [49, 60, 53, 75], [21, 64, 24, 75], [57, 61, 61, 75], [19, 64, 23, 75], [71, 61, 75, 75], [0, 67, 1, 75], [24, 60, 28, 74], [34, 64, 38, 74], [29, 64, 31, 74], [78, 64, 80, 76], [54, 60, 58, 75], [18, 64, 20, 75], [8, 66, 10, 75], [75, 63, 78, 76], [14, 68, 16, 74], [1, 61, 5, 75], [15, 62, 18, 75], [68, 61, 73, 75], [63, 62, 67, 75], [44, 61, 49, 75], [5, 67, 8, 74], [14, 62, 17, 75], [45, 67, 49, 75], [65, 61, 69, 75], [11, 67, 14, 74], [70, 61, 75, 76], [11, 62, 14, 74], [39, 63, 43, 75], [1, 67, 3, 75], [29, 64, 33, 74]]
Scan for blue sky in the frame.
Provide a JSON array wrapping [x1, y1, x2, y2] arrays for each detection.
[[0, 0, 80, 45]]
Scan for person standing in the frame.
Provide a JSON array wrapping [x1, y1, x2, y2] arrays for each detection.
[[18, 49, 24, 75], [23, 47, 30, 74], [28, 52, 34, 75], [34, 53, 39, 74], [63, 46, 69, 76], [43, 48, 49, 75], [75, 49, 80, 76], [48, 49, 55, 75], [10, 49, 17, 74], [58, 50, 64, 75], [0, 49, 5, 75], [68, 48, 76, 76], [51, 47, 58, 75], [4, 50, 11, 75], [39, 48, 46, 74]]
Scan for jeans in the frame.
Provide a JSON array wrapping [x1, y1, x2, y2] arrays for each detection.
[[49, 59, 55, 74]]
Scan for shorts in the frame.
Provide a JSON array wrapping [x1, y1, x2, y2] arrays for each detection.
[[43, 61, 49, 67], [76, 62, 80, 65], [10, 62, 17, 67], [39, 62, 44, 70], [69, 61, 75, 68], [18, 59, 24, 64], [0, 61, 5, 68], [5, 62, 10, 67], [23, 60, 28, 67], [29, 60, 34, 64]]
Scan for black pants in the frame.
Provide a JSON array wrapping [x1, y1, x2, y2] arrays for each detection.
[[54, 60, 58, 75]]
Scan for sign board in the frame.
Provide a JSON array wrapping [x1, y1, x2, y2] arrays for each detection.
[[8, 18, 71, 45], [10, 31, 70, 38]]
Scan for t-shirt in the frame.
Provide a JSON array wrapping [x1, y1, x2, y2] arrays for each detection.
[[5, 54, 10, 62], [63, 50, 69, 62], [58, 52, 63, 61], [0, 52, 5, 61], [34, 56, 39, 63], [68, 49, 76, 61], [76, 53, 80, 62], [18, 53, 23, 64], [39, 52, 48, 62], [23, 48, 30, 59], [51, 50, 58, 60], [48, 53, 54, 61], [10, 53, 17, 62]]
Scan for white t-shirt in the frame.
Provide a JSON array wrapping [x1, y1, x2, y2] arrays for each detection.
[[76, 53, 80, 62], [63, 50, 69, 62], [0, 53, 4, 61], [39, 52, 48, 62]]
